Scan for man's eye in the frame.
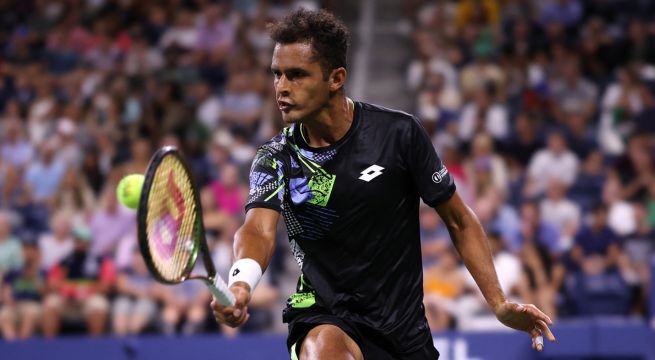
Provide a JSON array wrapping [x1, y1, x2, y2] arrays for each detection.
[[289, 71, 304, 79]]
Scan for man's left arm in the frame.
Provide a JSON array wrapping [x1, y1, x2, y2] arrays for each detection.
[[435, 192, 556, 350]]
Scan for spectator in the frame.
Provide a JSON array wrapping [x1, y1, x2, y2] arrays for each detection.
[[456, 232, 530, 330], [42, 227, 115, 337], [26, 81, 56, 145], [549, 55, 598, 125], [504, 112, 543, 168], [89, 185, 136, 266], [159, 277, 210, 336], [519, 201, 562, 318], [612, 134, 654, 202], [569, 150, 606, 213], [565, 203, 631, 315], [464, 133, 509, 198], [1, 118, 34, 170], [525, 131, 579, 197], [38, 212, 74, 271], [53, 118, 84, 168], [220, 71, 264, 137], [458, 83, 510, 144], [599, 67, 646, 155], [419, 203, 451, 267], [160, 10, 198, 51], [423, 247, 464, 331], [208, 163, 247, 218], [122, 137, 153, 175], [0, 241, 45, 340], [52, 167, 96, 229], [24, 139, 66, 206], [416, 71, 462, 132], [603, 176, 637, 237], [195, 3, 236, 54], [192, 80, 222, 131], [540, 179, 581, 252], [474, 189, 521, 252], [538, 0, 583, 28], [112, 247, 164, 336], [0, 211, 23, 274]]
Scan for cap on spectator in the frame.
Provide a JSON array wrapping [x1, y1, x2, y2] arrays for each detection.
[[72, 226, 93, 242], [57, 117, 76, 136], [213, 130, 234, 148]]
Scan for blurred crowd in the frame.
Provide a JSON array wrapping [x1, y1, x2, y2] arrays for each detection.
[[0, 0, 320, 340], [408, 0, 655, 332], [0, 0, 654, 341]]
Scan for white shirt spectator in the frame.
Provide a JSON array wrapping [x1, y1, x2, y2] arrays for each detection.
[[527, 148, 579, 194], [540, 197, 580, 251], [407, 58, 459, 91], [608, 201, 637, 237], [458, 102, 509, 142], [464, 251, 522, 294], [39, 234, 74, 270], [197, 96, 222, 130]]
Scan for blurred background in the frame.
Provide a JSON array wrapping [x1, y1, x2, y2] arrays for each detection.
[[0, 0, 654, 359]]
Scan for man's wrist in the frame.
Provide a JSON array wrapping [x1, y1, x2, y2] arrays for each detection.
[[489, 297, 509, 314], [230, 281, 252, 294], [228, 258, 263, 292]]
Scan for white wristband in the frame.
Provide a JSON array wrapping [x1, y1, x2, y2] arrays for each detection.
[[228, 258, 262, 292]]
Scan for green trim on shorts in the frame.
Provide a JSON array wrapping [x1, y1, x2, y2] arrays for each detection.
[[290, 341, 299, 360], [289, 292, 316, 309]]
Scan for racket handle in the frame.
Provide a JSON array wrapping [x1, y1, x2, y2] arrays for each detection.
[[207, 276, 235, 306]]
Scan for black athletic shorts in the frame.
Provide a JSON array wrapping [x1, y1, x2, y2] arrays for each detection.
[[284, 307, 440, 360]]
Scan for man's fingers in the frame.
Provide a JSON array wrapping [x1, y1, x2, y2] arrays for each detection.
[[524, 304, 553, 325], [536, 319, 556, 342], [535, 335, 544, 351]]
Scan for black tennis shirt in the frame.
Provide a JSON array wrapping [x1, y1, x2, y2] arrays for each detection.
[[245, 101, 456, 353]]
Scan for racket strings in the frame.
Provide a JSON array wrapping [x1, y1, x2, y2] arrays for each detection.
[[146, 156, 198, 281]]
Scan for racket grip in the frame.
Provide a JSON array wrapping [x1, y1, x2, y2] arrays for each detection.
[[207, 276, 235, 306]]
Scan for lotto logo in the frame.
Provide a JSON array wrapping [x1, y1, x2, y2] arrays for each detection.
[[359, 165, 384, 182]]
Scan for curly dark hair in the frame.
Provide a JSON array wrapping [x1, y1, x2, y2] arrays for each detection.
[[268, 8, 350, 78]]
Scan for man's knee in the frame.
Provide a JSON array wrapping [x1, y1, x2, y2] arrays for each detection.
[[300, 324, 363, 360]]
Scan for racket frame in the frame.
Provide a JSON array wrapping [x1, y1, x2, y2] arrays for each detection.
[[137, 146, 222, 290]]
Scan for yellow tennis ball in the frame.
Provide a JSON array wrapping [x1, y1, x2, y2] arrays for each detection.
[[116, 174, 144, 209]]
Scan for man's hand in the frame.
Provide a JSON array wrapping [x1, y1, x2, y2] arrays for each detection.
[[494, 301, 556, 351], [211, 282, 251, 328]]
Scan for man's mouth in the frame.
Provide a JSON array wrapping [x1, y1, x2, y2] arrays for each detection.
[[278, 100, 294, 112]]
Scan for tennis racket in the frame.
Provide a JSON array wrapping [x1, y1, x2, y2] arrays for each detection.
[[136, 146, 235, 306]]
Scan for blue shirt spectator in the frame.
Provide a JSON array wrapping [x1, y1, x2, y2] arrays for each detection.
[[24, 143, 66, 203]]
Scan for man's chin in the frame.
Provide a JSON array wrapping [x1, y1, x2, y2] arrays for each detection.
[[281, 114, 301, 124]]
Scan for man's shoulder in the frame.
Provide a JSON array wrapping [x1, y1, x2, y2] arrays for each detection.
[[358, 101, 421, 135], [359, 101, 416, 122], [257, 126, 295, 157]]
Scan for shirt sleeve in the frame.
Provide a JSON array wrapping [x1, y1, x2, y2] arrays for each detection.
[[405, 116, 456, 207], [244, 147, 286, 213]]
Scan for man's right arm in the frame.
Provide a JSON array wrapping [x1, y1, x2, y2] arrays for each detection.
[[212, 207, 280, 328]]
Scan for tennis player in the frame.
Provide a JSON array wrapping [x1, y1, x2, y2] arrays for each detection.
[[212, 8, 556, 359]]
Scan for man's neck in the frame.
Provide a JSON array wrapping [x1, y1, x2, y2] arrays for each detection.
[[300, 96, 354, 148]]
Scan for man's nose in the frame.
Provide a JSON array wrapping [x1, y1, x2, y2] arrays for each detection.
[[276, 76, 290, 97]]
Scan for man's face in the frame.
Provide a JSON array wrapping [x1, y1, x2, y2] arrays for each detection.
[[271, 42, 332, 124]]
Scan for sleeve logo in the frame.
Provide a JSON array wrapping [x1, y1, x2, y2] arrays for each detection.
[[432, 166, 448, 183]]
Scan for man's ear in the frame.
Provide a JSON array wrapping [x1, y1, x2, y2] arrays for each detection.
[[328, 67, 347, 92]]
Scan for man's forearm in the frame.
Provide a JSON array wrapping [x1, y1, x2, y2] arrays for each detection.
[[233, 225, 276, 275], [446, 207, 507, 311]]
